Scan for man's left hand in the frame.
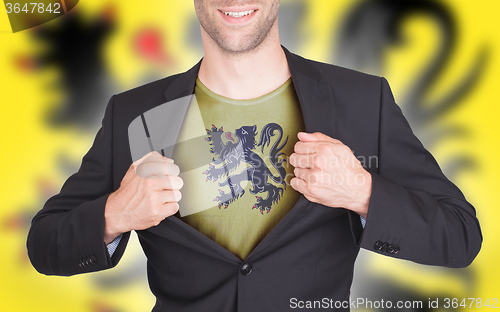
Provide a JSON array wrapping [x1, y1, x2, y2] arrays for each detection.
[[289, 132, 372, 219]]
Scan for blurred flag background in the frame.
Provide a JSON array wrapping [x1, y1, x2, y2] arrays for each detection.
[[0, 0, 498, 311]]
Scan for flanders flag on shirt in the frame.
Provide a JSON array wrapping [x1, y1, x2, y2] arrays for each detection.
[[171, 77, 306, 260]]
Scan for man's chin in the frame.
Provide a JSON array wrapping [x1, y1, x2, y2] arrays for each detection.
[[214, 33, 269, 55], [219, 44, 259, 54]]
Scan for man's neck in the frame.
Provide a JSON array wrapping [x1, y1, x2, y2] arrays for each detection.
[[197, 29, 291, 100]]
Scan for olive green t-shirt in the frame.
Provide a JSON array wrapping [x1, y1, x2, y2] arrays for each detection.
[[172, 77, 306, 260]]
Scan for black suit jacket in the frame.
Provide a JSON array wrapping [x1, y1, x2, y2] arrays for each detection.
[[27, 46, 482, 311]]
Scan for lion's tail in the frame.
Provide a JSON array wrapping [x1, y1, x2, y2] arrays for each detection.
[[257, 123, 288, 187]]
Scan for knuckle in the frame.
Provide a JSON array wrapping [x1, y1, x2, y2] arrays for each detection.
[[312, 157, 320, 168], [294, 142, 301, 151], [317, 143, 331, 154], [172, 164, 180, 175], [167, 163, 180, 176], [150, 204, 161, 217], [174, 190, 182, 201], [166, 176, 179, 189], [166, 202, 179, 215], [144, 177, 157, 188], [297, 155, 306, 167], [175, 176, 184, 189]]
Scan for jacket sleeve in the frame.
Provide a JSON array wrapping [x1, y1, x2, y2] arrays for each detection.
[[27, 95, 131, 276], [351, 77, 482, 268]]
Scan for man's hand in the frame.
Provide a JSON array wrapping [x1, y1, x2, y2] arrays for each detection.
[[103, 151, 183, 244], [289, 132, 371, 219]]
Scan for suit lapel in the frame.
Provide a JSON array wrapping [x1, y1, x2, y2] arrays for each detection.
[[163, 59, 202, 103], [282, 46, 336, 137], [157, 46, 338, 262]]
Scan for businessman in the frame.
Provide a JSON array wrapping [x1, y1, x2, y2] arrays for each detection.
[[27, 0, 482, 311]]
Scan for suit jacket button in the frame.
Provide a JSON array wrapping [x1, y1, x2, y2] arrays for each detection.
[[89, 256, 97, 265], [85, 259, 91, 267], [381, 242, 389, 252], [79, 261, 84, 268], [392, 245, 400, 254], [388, 244, 396, 254], [240, 263, 253, 276], [80, 259, 87, 268], [374, 241, 383, 250]]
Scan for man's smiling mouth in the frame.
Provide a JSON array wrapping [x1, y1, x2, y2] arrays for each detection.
[[220, 9, 256, 18]]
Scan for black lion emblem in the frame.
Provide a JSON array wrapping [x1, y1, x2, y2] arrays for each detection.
[[202, 123, 288, 214]]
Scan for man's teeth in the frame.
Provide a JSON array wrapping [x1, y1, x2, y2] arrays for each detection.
[[222, 10, 255, 18]]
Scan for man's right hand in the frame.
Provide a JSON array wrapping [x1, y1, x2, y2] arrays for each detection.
[[103, 151, 183, 244]]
